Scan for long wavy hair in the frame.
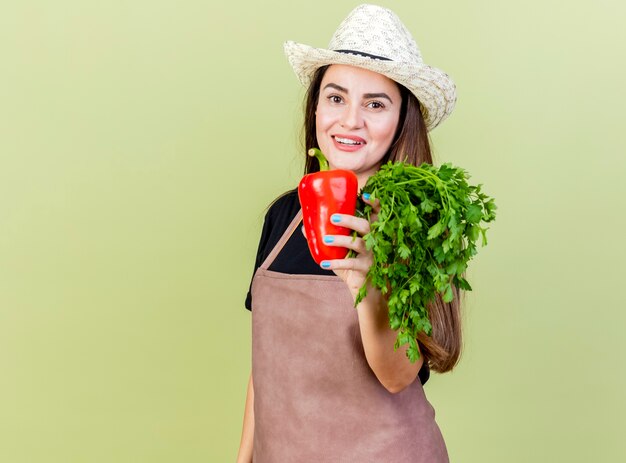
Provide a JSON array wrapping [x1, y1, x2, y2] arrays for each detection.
[[302, 65, 463, 373]]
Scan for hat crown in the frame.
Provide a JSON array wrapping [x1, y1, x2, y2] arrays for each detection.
[[328, 4, 423, 64]]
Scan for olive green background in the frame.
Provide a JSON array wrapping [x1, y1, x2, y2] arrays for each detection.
[[1, 1, 624, 461]]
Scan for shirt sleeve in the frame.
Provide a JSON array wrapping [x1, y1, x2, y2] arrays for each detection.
[[418, 362, 430, 385]]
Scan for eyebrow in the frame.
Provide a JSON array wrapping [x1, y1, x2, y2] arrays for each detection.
[[323, 83, 394, 104]]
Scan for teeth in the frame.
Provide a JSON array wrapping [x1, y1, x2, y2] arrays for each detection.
[[335, 136, 361, 145]]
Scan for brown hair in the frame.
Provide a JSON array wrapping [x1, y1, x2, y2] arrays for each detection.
[[302, 65, 463, 373]]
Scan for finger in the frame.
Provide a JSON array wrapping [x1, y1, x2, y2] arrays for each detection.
[[301, 225, 306, 238], [322, 234, 367, 254], [320, 257, 370, 273], [329, 213, 370, 236], [362, 193, 381, 213]]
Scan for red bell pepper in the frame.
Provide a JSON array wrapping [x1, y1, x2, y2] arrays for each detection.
[[298, 148, 358, 264]]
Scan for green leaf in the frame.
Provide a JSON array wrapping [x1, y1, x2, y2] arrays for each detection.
[[427, 221, 445, 240], [420, 197, 436, 213], [467, 224, 480, 242], [437, 163, 455, 181], [407, 343, 421, 363], [453, 275, 472, 291], [398, 244, 411, 259], [480, 227, 489, 246], [466, 203, 483, 224]]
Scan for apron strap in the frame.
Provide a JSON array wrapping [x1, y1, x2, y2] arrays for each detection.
[[259, 209, 303, 270]]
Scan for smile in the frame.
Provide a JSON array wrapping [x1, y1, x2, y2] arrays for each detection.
[[333, 136, 365, 146]]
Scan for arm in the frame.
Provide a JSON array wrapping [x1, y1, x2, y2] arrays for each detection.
[[317, 196, 422, 393], [236, 372, 254, 463], [355, 283, 423, 393]]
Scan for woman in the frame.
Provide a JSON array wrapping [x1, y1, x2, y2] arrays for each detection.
[[238, 5, 461, 462]]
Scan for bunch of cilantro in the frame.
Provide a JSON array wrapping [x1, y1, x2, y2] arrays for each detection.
[[355, 161, 497, 363]]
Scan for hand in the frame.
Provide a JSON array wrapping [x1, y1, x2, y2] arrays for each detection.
[[318, 194, 380, 300]]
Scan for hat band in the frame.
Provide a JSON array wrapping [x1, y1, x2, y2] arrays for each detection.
[[335, 49, 392, 61]]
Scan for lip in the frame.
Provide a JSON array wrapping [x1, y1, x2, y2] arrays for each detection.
[[332, 134, 367, 152]]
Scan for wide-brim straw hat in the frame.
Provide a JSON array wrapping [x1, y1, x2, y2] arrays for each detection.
[[284, 4, 457, 131]]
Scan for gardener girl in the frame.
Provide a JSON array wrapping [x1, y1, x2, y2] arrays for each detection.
[[238, 4, 461, 462]]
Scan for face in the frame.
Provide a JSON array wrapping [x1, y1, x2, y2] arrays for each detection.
[[316, 64, 402, 185]]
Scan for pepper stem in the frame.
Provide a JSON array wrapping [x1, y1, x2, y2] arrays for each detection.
[[308, 148, 329, 172]]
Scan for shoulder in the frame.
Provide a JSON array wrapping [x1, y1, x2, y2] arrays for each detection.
[[265, 188, 300, 222]]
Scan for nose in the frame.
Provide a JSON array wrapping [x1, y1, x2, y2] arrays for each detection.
[[340, 102, 363, 129]]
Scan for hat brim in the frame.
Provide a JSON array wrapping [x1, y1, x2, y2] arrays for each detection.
[[284, 41, 456, 131]]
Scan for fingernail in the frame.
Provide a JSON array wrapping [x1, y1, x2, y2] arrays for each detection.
[[363, 192, 371, 200], [323, 235, 335, 244], [321, 261, 331, 269], [331, 214, 341, 223]]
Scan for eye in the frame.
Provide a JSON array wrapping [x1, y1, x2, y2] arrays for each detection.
[[328, 94, 343, 104], [367, 101, 385, 110]]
